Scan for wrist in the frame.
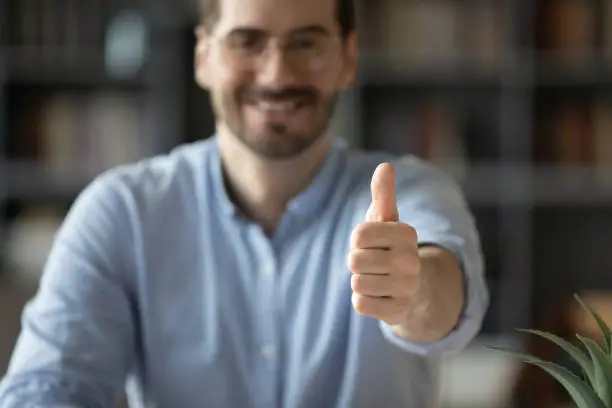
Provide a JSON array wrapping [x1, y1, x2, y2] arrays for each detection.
[[392, 248, 464, 343]]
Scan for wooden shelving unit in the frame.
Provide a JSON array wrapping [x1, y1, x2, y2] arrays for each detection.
[[0, 0, 192, 264]]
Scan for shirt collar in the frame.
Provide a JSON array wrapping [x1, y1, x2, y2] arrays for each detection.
[[209, 135, 347, 221]]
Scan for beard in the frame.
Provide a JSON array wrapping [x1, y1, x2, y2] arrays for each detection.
[[212, 85, 338, 160]]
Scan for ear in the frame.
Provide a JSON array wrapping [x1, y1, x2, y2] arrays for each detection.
[[194, 25, 212, 90], [339, 31, 358, 90]]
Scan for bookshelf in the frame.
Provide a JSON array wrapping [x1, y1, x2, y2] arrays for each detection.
[[351, 0, 530, 336], [0, 0, 192, 276]]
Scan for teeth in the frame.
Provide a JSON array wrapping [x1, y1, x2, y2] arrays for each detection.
[[258, 101, 296, 112]]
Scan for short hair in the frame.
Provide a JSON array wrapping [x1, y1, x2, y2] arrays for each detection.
[[198, 0, 356, 38]]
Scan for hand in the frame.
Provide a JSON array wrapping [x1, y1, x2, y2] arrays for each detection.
[[348, 163, 426, 326]]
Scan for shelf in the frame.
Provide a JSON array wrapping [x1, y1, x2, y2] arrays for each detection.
[[526, 166, 612, 206], [535, 61, 612, 89], [357, 55, 505, 89], [457, 164, 612, 206], [1, 47, 149, 89], [2, 160, 612, 206], [355, 51, 612, 89], [1, 160, 100, 202]]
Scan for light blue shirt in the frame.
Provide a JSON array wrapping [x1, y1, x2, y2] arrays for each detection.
[[0, 137, 488, 408]]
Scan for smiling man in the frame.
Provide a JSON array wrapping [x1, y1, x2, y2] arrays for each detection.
[[0, 0, 489, 407]]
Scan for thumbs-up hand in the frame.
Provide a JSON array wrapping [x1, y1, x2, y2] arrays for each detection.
[[348, 163, 425, 327]]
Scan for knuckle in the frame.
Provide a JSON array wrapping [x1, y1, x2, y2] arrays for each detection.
[[352, 293, 367, 315], [347, 251, 356, 271], [347, 250, 362, 273], [349, 227, 360, 248], [350, 274, 361, 293], [402, 223, 418, 241], [351, 222, 372, 248]]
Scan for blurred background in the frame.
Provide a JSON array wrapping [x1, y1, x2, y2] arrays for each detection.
[[1, 0, 612, 407]]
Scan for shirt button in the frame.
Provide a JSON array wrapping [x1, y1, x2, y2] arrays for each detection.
[[263, 262, 275, 276], [261, 345, 275, 357]]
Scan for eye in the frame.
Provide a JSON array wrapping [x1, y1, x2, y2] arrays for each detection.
[[289, 36, 319, 50], [227, 32, 265, 50]]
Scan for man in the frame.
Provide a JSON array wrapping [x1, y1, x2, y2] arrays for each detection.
[[0, 0, 489, 406]]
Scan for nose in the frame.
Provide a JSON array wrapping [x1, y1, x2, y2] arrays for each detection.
[[255, 45, 299, 88]]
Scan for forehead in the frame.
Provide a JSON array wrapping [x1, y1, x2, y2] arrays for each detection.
[[216, 0, 338, 35]]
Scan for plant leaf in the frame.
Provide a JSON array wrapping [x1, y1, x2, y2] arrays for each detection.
[[518, 328, 595, 386], [489, 346, 607, 408], [577, 335, 612, 408], [575, 293, 612, 355]]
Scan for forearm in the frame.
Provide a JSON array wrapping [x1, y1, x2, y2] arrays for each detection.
[[392, 245, 465, 343]]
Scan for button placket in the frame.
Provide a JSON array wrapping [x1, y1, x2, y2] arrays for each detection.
[[251, 227, 280, 408], [263, 259, 276, 276], [261, 344, 275, 357]]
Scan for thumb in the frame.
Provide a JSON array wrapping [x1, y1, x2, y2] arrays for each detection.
[[367, 163, 399, 222]]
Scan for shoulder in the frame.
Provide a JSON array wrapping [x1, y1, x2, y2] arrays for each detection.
[[101, 138, 214, 198], [79, 138, 216, 214], [334, 146, 461, 227], [341, 146, 459, 199], [55, 139, 216, 249]]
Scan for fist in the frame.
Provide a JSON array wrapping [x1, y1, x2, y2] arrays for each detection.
[[348, 163, 423, 326]]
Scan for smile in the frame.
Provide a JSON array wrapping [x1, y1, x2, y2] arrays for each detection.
[[250, 98, 309, 116]]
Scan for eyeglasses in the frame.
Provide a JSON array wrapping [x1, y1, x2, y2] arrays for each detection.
[[210, 31, 342, 71]]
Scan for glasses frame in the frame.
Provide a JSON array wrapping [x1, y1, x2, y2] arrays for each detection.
[[208, 31, 344, 72]]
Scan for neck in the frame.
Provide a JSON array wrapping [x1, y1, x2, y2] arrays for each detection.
[[217, 126, 332, 235]]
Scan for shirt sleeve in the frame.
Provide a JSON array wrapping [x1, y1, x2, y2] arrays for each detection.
[[376, 157, 489, 356], [0, 172, 136, 408]]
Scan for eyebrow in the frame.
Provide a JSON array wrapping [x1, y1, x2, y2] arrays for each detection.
[[226, 25, 332, 37], [291, 25, 331, 37]]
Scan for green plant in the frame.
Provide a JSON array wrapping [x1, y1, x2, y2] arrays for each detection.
[[491, 294, 612, 408]]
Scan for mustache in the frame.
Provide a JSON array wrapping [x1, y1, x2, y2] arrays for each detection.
[[242, 87, 317, 102]]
